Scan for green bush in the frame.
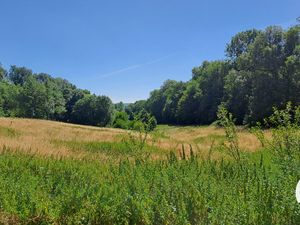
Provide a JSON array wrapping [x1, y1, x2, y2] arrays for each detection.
[[112, 111, 129, 129]]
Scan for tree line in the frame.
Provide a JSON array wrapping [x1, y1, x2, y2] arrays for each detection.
[[127, 25, 300, 125], [0, 65, 114, 126], [1, 24, 299, 127], [0, 65, 157, 130]]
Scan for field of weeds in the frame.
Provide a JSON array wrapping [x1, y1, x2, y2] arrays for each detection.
[[0, 110, 299, 224]]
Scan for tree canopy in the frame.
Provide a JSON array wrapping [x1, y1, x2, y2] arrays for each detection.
[[1, 24, 299, 127], [0, 66, 114, 127], [127, 25, 300, 125]]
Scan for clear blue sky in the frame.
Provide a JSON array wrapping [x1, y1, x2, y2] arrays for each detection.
[[0, 0, 299, 103]]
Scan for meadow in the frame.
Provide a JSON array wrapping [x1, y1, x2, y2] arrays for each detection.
[[0, 118, 265, 160], [0, 110, 300, 224]]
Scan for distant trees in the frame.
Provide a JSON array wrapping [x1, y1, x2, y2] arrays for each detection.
[[113, 109, 157, 131], [72, 95, 114, 126], [127, 25, 300, 126], [178, 61, 229, 124], [0, 64, 6, 81], [112, 111, 130, 129], [225, 26, 300, 124], [125, 100, 147, 120], [9, 65, 33, 85], [115, 102, 125, 112], [0, 81, 19, 116], [18, 76, 49, 118], [1, 24, 299, 127], [0, 65, 114, 127]]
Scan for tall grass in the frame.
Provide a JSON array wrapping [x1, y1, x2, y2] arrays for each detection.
[[0, 106, 300, 224], [0, 148, 299, 224], [0, 126, 20, 138]]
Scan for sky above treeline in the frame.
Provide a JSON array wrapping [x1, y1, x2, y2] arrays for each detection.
[[0, 0, 299, 103]]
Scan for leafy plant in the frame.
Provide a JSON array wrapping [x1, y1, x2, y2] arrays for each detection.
[[217, 104, 241, 163]]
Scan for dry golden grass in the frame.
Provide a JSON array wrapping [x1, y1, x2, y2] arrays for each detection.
[[0, 211, 19, 225], [0, 118, 267, 160], [153, 125, 271, 159], [0, 117, 124, 158]]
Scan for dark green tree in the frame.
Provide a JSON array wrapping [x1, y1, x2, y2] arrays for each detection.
[[18, 76, 48, 118], [112, 111, 129, 129], [0, 81, 20, 116], [71, 95, 114, 126], [126, 100, 147, 120], [8, 65, 32, 85], [0, 64, 7, 81], [134, 109, 157, 132], [115, 102, 125, 112]]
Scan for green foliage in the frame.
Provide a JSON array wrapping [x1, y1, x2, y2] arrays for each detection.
[[262, 103, 300, 173], [217, 104, 241, 162], [134, 109, 157, 132], [0, 64, 7, 81], [36, 73, 67, 120], [112, 111, 129, 129], [71, 95, 114, 126], [0, 65, 114, 127], [176, 80, 202, 124], [18, 76, 49, 119], [146, 80, 185, 124], [113, 109, 157, 134], [1, 24, 299, 128], [8, 65, 32, 85], [225, 26, 300, 124], [1, 129, 300, 224], [125, 100, 147, 120], [0, 107, 300, 224], [177, 61, 229, 124], [131, 25, 300, 126], [226, 29, 261, 60], [0, 81, 20, 116], [114, 101, 125, 112]]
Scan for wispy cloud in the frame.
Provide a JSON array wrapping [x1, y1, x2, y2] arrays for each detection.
[[93, 53, 175, 79], [97, 65, 141, 78]]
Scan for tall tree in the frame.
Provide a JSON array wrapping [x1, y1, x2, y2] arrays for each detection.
[[18, 76, 48, 118], [71, 95, 114, 126], [0, 64, 7, 81], [8, 65, 32, 85]]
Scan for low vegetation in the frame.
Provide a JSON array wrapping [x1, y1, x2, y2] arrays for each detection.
[[0, 126, 19, 138], [0, 106, 299, 224]]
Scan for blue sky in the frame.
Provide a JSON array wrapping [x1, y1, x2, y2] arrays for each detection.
[[0, 0, 299, 103]]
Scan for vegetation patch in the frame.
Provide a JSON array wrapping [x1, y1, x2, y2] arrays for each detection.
[[0, 145, 299, 224], [52, 139, 161, 156], [151, 129, 170, 139], [0, 126, 20, 138], [193, 134, 226, 144], [0, 106, 299, 224]]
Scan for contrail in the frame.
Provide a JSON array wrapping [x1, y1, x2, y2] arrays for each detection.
[[97, 65, 141, 78], [93, 53, 175, 79]]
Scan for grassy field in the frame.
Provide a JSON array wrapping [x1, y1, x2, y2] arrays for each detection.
[[0, 118, 266, 160], [0, 118, 299, 224]]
